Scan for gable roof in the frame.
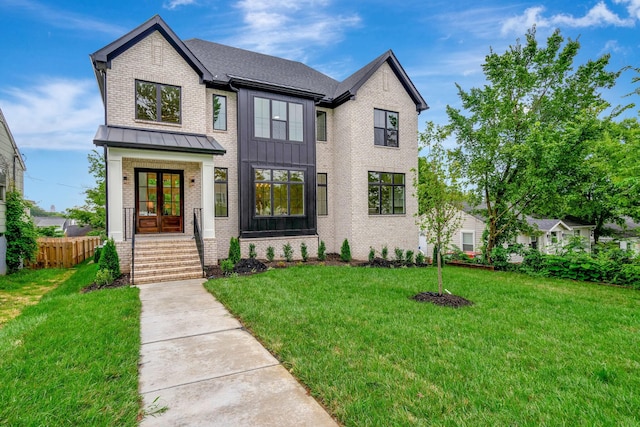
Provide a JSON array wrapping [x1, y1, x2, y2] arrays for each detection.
[[91, 15, 428, 111], [0, 107, 26, 171], [526, 217, 571, 232]]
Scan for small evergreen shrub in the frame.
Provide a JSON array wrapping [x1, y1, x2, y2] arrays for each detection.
[[283, 243, 293, 262], [228, 237, 241, 265], [98, 238, 120, 277], [340, 239, 351, 262], [93, 246, 103, 264], [220, 259, 234, 275], [394, 247, 404, 262], [300, 243, 308, 262], [368, 247, 376, 263], [415, 252, 425, 265], [249, 243, 257, 260], [94, 268, 113, 286], [405, 250, 414, 265], [266, 246, 275, 262], [381, 246, 388, 260], [317, 240, 327, 261]]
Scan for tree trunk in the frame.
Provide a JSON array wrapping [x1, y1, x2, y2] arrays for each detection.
[[485, 215, 498, 264], [437, 250, 443, 296]]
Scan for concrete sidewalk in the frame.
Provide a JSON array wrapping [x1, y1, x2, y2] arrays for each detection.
[[137, 279, 338, 426]]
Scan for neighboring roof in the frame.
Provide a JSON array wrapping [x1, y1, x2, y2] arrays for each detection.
[[66, 224, 93, 237], [526, 217, 570, 232], [604, 217, 640, 239], [93, 125, 226, 155], [0, 107, 26, 171], [91, 15, 428, 111], [563, 218, 595, 229], [33, 216, 67, 228], [461, 202, 487, 221]]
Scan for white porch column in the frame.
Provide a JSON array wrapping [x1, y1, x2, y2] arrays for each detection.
[[201, 158, 215, 239], [107, 148, 124, 242]]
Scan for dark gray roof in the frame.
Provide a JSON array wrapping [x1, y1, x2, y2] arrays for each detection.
[[526, 217, 568, 231], [604, 217, 640, 238], [93, 125, 226, 155]]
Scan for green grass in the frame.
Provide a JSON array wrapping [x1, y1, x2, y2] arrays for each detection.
[[0, 262, 140, 426], [206, 265, 640, 426]]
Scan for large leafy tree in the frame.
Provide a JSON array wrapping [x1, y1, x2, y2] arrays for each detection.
[[6, 190, 38, 273], [447, 27, 621, 262], [415, 122, 465, 295], [66, 150, 105, 234]]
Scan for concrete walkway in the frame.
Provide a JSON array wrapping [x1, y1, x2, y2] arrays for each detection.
[[137, 278, 338, 426]]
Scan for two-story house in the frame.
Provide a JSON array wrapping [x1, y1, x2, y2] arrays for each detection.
[[0, 107, 27, 275], [91, 15, 428, 283]]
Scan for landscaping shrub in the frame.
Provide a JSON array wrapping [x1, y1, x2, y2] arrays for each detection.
[[394, 247, 404, 262], [368, 247, 376, 263], [317, 241, 326, 261], [5, 190, 38, 273], [94, 268, 113, 286], [520, 249, 545, 275], [340, 239, 351, 262], [283, 243, 293, 262], [490, 246, 510, 271], [415, 252, 425, 265], [249, 243, 257, 260], [300, 243, 308, 262], [266, 246, 275, 262], [405, 250, 414, 265], [98, 239, 120, 277], [228, 237, 241, 265], [432, 245, 439, 266], [381, 245, 388, 260], [93, 246, 103, 264], [613, 264, 640, 288], [220, 259, 234, 275]]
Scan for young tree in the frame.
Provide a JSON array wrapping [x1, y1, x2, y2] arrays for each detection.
[[446, 27, 621, 262], [66, 150, 105, 234], [415, 122, 465, 295]]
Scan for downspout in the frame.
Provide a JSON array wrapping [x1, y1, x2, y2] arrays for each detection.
[[104, 145, 108, 236], [12, 154, 17, 191]]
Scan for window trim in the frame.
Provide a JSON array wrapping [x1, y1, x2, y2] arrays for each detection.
[[254, 168, 305, 217], [135, 80, 182, 124], [367, 171, 405, 215], [461, 231, 475, 252], [213, 95, 227, 131], [374, 108, 399, 147], [316, 110, 327, 142], [317, 172, 328, 216], [214, 167, 228, 217]]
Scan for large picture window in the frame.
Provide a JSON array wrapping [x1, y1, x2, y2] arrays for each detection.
[[255, 168, 304, 216], [317, 173, 327, 216], [213, 95, 227, 130], [214, 167, 228, 217], [254, 97, 304, 141], [368, 171, 405, 215], [374, 109, 398, 147], [135, 80, 181, 123]]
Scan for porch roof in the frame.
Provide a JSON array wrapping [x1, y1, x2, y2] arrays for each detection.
[[93, 125, 226, 155]]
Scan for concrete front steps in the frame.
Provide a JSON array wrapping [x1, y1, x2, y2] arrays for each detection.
[[132, 237, 204, 285]]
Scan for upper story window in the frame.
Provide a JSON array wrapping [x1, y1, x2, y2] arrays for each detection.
[[374, 109, 398, 147], [316, 110, 327, 141], [368, 171, 405, 215], [213, 95, 227, 131], [254, 97, 303, 142], [135, 80, 181, 124], [255, 168, 305, 217]]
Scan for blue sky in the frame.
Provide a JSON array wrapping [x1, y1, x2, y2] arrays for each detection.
[[0, 0, 638, 212]]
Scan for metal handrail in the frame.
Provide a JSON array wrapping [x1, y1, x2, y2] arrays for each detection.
[[193, 208, 205, 277], [123, 208, 136, 285]]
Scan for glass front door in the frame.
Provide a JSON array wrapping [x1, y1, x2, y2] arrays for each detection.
[[136, 170, 183, 233]]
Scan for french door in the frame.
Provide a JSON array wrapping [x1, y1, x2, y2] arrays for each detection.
[[136, 169, 183, 233]]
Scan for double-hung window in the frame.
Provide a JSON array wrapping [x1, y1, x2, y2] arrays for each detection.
[[374, 109, 398, 147], [214, 167, 228, 217], [254, 97, 303, 141], [368, 171, 405, 215], [135, 80, 181, 123], [462, 232, 474, 252], [213, 95, 227, 130], [255, 169, 305, 216]]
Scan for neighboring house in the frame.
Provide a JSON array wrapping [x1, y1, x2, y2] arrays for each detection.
[[0, 107, 27, 275], [32, 216, 69, 236], [601, 217, 640, 254], [90, 15, 428, 273]]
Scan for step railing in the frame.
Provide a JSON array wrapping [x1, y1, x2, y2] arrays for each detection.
[[123, 208, 136, 285], [193, 208, 205, 277]]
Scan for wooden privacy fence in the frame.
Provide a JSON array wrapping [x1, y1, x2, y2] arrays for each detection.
[[28, 237, 102, 269]]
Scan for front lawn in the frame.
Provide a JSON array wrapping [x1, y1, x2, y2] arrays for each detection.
[[0, 262, 140, 426], [206, 265, 640, 426]]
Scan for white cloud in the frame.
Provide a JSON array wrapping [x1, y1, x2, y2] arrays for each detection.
[[501, 2, 636, 35], [0, 79, 103, 151], [163, 0, 198, 10], [230, 0, 361, 60]]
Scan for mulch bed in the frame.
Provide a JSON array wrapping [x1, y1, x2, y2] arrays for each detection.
[[82, 273, 131, 293], [411, 291, 474, 308]]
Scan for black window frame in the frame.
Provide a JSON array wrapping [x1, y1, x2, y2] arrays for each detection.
[[316, 110, 327, 142], [214, 167, 228, 217], [368, 171, 405, 215], [213, 95, 227, 131], [253, 96, 304, 142], [317, 173, 328, 216], [374, 108, 399, 147], [135, 80, 181, 124], [254, 168, 305, 217]]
